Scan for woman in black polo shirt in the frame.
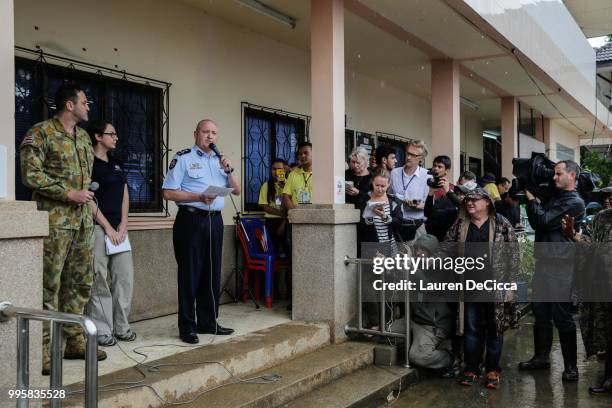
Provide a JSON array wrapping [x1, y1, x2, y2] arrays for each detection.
[[86, 120, 136, 346]]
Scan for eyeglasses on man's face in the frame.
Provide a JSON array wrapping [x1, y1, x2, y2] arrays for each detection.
[[103, 132, 118, 138]]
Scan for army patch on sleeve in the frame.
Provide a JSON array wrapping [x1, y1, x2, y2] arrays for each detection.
[[21, 135, 36, 147], [169, 158, 177, 169]]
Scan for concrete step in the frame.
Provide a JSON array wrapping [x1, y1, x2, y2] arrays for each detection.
[[179, 341, 375, 408], [63, 321, 330, 407], [283, 364, 420, 408]]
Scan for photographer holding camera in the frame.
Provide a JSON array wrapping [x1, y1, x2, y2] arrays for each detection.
[[519, 160, 585, 381], [424, 155, 458, 241]]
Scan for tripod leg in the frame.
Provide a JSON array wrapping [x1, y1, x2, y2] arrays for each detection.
[[220, 267, 239, 304], [237, 267, 260, 309]]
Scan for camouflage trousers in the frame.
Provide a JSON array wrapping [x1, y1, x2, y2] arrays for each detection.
[[42, 223, 94, 346]]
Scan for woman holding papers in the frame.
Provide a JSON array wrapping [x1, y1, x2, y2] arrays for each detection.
[[361, 169, 401, 332], [362, 169, 400, 256], [86, 120, 136, 347]]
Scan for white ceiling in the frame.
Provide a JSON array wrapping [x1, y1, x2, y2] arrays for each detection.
[[564, 0, 612, 38], [179, 0, 602, 128]]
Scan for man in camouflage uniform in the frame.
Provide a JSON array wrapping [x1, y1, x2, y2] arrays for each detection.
[[563, 188, 612, 394], [20, 82, 107, 375]]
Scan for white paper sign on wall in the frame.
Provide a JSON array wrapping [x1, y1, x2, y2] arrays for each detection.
[[335, 176, 345, 204]]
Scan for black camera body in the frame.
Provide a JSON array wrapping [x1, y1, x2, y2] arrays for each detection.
[[427, 169, 442, 188]]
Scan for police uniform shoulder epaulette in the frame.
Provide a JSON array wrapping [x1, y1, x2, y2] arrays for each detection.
[[169, 148, 192, 170]]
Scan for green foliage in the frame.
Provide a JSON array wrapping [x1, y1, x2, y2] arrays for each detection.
[[581, 150, 612, 188], [518, 235, 535, 283]]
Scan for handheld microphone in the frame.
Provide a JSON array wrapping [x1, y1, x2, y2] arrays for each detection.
[[209, 143, 233, 173], [89, 182, 99, 192], [208, 143, 222, 158]]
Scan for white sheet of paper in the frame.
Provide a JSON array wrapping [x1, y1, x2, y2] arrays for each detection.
[[203, 185, 234, 197], [105, 235, 132, 255], [362, 200, 385, 219]]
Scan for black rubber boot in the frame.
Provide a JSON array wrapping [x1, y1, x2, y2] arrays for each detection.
[[559, 330, 579, 381], [518, 326, 552, 370], [590, 352, 612, 394], [589, 378, 612, 394]]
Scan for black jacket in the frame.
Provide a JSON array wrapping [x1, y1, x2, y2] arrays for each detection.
[[495, 200, 520, 228], [527, 189, 585, 300], [345, 170, 372, 212], [424, 192, 459, 241], [527, 189, 585, 243]]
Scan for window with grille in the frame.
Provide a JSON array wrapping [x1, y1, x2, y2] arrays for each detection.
[[14, 55, 168, 212], [242, 104, 309, 212]]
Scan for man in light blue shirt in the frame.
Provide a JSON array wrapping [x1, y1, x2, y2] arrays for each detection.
[[162, 119, 240, 344], [390, 139, 432, 240]]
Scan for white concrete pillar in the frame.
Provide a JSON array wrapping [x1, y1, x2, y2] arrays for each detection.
[[0, 0, 15, 199], [501, 97, 518, 178], [431, 59, 460, 182], [310, 0, 345, 204], [289, 0, 359, 342]]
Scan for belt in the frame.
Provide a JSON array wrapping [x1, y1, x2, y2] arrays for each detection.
[[179, 206, 221, 216], [401, 219, 424, 227]]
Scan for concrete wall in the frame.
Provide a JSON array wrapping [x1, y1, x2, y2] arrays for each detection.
[[14, 0, 308, 222], [0, 201, 48, 400], [460, 112, 484, 171], [13, 0, 488, 322], [345, 71, 432, 151], [548, 120, 580, 162], [128, 225, 237, 322], [15, 0, 441, 219]]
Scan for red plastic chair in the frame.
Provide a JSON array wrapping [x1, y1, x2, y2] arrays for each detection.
[[236, 217, 289, 308]]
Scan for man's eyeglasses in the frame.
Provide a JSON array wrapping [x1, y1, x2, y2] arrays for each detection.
[[103, 132, 118, 138], [406, 152, 422, 158]]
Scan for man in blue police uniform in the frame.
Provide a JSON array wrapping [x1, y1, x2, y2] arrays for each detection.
[[162, 119, 241, 344]]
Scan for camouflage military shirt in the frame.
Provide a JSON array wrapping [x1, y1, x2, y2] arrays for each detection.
[[20, 117, 94, 229]]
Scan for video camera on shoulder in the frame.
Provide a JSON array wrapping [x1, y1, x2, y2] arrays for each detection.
[[512, 152, 595, 203]]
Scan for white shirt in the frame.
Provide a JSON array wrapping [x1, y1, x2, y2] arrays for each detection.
[[390, 165, 431, 220]]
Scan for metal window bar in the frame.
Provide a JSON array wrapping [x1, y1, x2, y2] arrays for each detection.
[[343, 256, 411, 368], [240, 102, 311, 213], [0, 301, 98, 408], [14, 46, 172, 216]]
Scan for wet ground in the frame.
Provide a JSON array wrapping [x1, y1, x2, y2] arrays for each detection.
[[394, 315, 612, 408]]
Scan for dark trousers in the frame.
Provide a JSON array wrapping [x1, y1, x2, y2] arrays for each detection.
[[173, 209, 224, 334], [532, 302, 575, 335], [531, 302, 576, 366], [464, 303, 503, 373]]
